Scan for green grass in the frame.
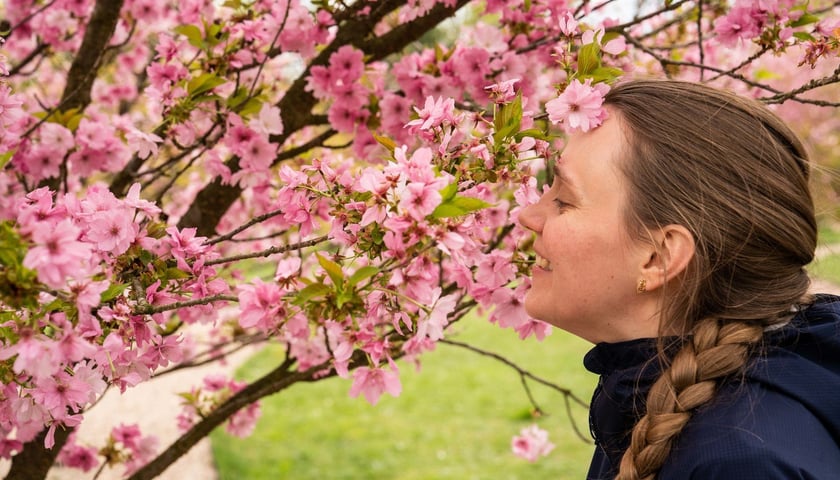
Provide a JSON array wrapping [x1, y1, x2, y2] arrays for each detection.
[[811, 223, 840, 285], [819, 222, 840, 246], [211, 318, 598, 479], [810, 253, 840, 285]]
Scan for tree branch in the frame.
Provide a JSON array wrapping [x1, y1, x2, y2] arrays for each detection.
[[203, 235, 330, 267], [4, 425, 73, 480], [59, 0, 125, 112], [126, 356, 315, 480], [132, 294, 238, 316]]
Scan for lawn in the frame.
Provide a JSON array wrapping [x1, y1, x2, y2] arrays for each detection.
[[811, 223, 840, 285], [211, 317, 598, 479]]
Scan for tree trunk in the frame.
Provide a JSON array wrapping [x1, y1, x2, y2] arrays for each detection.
[[4, 426, 73, 480]]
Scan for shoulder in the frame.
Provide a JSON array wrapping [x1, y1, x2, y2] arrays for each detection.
[[658, 383, 840, 480]]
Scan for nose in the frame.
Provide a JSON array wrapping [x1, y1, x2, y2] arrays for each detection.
[[518, 201, 544, 234]]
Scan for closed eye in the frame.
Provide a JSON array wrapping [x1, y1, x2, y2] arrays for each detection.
[[553, 198, 571, 211]]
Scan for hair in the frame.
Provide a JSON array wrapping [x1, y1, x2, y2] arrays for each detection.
[[603, 79, 817, 480]]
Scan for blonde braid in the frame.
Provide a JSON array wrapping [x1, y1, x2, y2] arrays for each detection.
[[615, 318, 764, 480]]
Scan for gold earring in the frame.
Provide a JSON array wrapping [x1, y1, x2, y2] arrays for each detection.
[[637, 279, 647, 293]]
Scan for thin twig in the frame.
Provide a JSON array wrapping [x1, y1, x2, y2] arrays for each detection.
[[440, 339, 591, 443], [203, 235, 330, 266], [697, 0, 705, 81], [153, 334, 269, 378], [132, 294, 238, 315], [205, 207, 290, 246], [759, 65, 840, 105], [439, 339, 589, 408], [5, 0, 59, 36]]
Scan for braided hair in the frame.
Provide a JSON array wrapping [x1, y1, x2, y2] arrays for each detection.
[[604, 80, 816, 479]]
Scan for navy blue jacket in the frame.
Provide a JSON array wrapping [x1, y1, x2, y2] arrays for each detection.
[[585, 294, 840, 479]]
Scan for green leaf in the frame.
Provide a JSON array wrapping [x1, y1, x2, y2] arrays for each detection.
[[585, 66, 624, 83], [101, 283, 129, 303], [439, 182, 458, 202], [513, 129, 551, 142], [188, 73, 227, 97], [316, 253, 345, 287], [205, 22, 226, 48], [174, 24, 204, 49], [293, 283, 330, 305], [432, 196, 492, 218], [348, 266, 379, 287], [754, 68, 782, 81], [0, 150, 15, 170], [164, 267, 191, 280], [335, 289, 355, 309], [177, 391, 199, 404], [373, 133, 397, 153], [576, 42, 601, 75], [790, 13, 819, 28], [792, 31, 816, 42], [493, 94, 523, 137]]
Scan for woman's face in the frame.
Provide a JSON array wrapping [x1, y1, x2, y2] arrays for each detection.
[[519, 112, 658, 343]]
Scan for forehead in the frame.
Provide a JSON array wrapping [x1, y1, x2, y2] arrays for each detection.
[[555, 114, 627, 198]]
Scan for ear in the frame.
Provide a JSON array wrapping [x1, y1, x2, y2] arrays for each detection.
[[639, 224, 695, 292]]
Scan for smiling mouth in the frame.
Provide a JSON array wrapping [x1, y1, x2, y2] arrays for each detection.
[[534, 255, 552, 271]]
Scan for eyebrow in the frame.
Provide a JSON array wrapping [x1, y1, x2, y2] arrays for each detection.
[[552, 161, 581, 199]]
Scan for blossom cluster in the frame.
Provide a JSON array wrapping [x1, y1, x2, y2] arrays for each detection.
[[0, 0, 838, 476]]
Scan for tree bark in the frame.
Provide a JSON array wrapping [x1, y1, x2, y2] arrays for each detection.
[[4, 426, 73, 480], [60, 0, 125, 112]]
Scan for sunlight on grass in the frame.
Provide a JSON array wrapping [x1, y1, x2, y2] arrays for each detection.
[[211, 317, 598, 479]]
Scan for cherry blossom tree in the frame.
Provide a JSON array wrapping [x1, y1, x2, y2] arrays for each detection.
[[0, 0, 838, 478]]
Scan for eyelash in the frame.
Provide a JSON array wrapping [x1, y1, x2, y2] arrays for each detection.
[[553, 198, 570, 210]]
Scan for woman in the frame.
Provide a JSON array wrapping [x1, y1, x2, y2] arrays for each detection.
[[519, 79, 840, 479]]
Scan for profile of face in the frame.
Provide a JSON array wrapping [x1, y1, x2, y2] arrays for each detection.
[[518, 111, 661, 344]]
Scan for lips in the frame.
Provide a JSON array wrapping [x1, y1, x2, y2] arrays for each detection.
[[534, 254, 552, 271]]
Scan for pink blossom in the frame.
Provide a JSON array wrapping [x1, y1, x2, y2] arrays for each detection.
[[489, 285, 530, 329], [238, 134, 275, 171], [226, 402, 261, 438], [29, 371, 91, 416], [165, 226, 210, 271], [558, 11, 578, 36], [349, 363, 402, 405], [328, 45, 365, 84], [416, 288, 457, 341], [0, 329, 59, 379], [397, 182, 442, 221], [515, 319, 553, 341], [474, 250, 517, 289], [250, 103, 284, 136], [327, 101, 368, 133], [545, 79, 610, 133], [57, 441, 100, 472], [237, 279, 284, 331], [124, 183, 162, 217], [714, 4, 763, 47], [450, 47, 491, 86], [405, 96, 459, 132], [23, 220, 93, 289], [84, 208, 138, 254], [0, 439, 23, 459], [126, 127, 163, 159], [603, 36, 627, 55], [512, 424, 555, 462], [0, 84, 25, 137], [38, 122, 75, 153], [485, 78, 519, 104], [140, 334, 184, 369]]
